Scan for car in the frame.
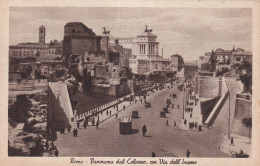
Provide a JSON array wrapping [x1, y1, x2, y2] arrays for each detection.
[[145, 102, 151, 108], [132, 111, 139, 118], [160, 111, 166, 118], [166, 99, 171, 104], [163, 107, 168, 113], [120, 117, 132, 134]]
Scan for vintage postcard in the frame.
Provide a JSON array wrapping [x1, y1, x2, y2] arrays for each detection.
[[1, 0, 260, 166]]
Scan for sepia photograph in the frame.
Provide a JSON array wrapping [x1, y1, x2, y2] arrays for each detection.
[[1, 1, 259, 165]]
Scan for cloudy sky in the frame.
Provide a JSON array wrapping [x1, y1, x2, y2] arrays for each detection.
[[9, 7, 252, 61]]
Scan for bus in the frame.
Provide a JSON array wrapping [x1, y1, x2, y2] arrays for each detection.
[[119, 117, 132, 134]]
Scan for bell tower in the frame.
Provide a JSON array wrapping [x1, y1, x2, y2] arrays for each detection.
[[39, 25, 46, 45]]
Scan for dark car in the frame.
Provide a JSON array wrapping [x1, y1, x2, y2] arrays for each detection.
[[166, 99, 171, 104], [132, 111, 139, 118], [160, 111, 166, 118], [163, 107, 168, 113], [145, 102, 151, 108]]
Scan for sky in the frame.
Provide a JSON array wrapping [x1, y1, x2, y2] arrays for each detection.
[[9, 7, 252, 62]]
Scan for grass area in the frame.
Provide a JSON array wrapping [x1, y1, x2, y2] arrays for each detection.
[[71, 91, 119, 114]]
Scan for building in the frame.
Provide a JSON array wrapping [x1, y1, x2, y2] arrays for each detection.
[[129, 26, 171, 74], [199, 47, 252, 72], [63, 22, 109, 62], [9, 26, 63, 60]]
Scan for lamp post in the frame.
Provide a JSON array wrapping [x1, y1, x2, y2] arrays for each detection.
[[183, 83, 185, 119], [228, 88, 231, 139]]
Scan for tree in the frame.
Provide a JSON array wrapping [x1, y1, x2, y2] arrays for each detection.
[[237, 61, 252, 93], [25, 65, 33, 78], [242, 117, 252, 144], [210, 50, 216, 72]]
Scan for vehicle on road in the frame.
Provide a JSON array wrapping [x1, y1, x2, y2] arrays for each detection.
[[145, 102, 151, 108], [178, 84, 184, 91], [160, 111, 166, 118], [166, 99, 171, 104], [163, 107, 168, 113], [132, 111, 139, 118], [119, 117, 132, 134]]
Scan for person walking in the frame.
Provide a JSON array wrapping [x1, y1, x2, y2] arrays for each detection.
[[174, 120, 176, 127], [55, 148, 59, 157], [45, 141, 49, 150], [123, 105, 125, 110], [67, 125, 71, 133], [75, 129, 78, 137], [230, 137, 234, 146], [73, 128, 76, 137], [166, 120, 169, 126], [142, 125, 147, 137], [96, 121, 99, 129], [186, 150, 190, 157], [77, 121, 80, 129]]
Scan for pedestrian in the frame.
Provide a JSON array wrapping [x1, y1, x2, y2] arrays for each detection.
[[92, 119, 95, 126], [55, 148, 59, 157], [46, 141, 49, 150], [174, 120, 176, 127], [166, 120, 169, 126], [123, 105, 125, 110], [67, 125, 71, 133], [73, 128, 76, 137], [190, 113, 192, 118], [77, 121, 80, 129], [75, 129, 78, 137], [142, 125, 147, 137], [96, 121, 99, 129], [152, 152, 156, 157], [84, 123, 87, 129], [230, 137, 234, 146], [116, 113, 118, 119], [184, 119, 187, 125], [186, 150, 190, 157]]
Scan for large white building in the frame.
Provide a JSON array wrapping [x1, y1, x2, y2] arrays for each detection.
[[129, 26, 171, 74]]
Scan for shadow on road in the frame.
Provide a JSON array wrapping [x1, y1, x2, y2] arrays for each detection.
[[120, 129, 140, 135]]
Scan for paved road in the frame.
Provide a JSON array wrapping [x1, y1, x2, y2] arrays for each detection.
[[55, 82, 230, 157]]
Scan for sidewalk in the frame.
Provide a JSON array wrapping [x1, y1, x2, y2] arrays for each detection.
[[178, 82, 203, 131], [220, 133, 251, 157]]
